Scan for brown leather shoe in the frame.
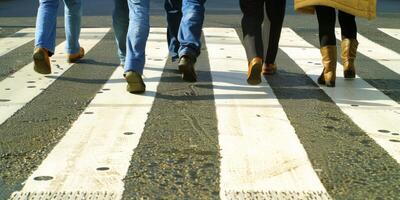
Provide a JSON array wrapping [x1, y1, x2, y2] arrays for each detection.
[[341, 38, 358, 79], [33, 47, 51, 74], [262, 63, 277, 75], [67, 47, 85, 63], [247, 57, 263, 85], [124, 71, 146, 94], [317, 45, 337, 87]]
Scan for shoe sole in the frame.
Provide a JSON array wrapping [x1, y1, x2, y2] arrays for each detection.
[[33, 51, 51, 74], [125, 73, 146, 94], [247, 62, 262, 85], [179, 63, 197, 82]]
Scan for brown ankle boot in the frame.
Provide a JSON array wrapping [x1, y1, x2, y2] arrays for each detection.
[[262, 63, 277, 75], [317, 45, 337, 87], [33, 47, 51, 74], [341, 38, 358, 78], [247, 57, 263, 85]]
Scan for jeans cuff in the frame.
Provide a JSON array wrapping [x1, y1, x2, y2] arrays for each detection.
[[179, 47, 198, 59]]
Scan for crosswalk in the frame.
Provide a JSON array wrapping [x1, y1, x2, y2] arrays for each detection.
[[0, 26, 399, 199]]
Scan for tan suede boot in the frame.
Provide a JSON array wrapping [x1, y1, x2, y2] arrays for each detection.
[[317, 45, 337, 87], [341, 38, 358, 78]]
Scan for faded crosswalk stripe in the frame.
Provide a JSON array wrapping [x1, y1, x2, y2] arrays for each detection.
[[9, 28, 168, 200], [335, 28, 400, 75], [0, 28, 35, 57], [379, 28, 400, 41], [281, 28, 400, 163], [203, 28, 330, 200], [0, 28, 109, 125]]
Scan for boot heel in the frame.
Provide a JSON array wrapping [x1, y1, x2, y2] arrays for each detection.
[[344, 70, 355, 79], [325, 80, 335, 87]]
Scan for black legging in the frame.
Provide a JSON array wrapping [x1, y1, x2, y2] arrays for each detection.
[[316, 6, 357, 47], [240, 0, 286, 64]]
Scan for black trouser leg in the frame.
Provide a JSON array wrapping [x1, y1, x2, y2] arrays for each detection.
[[264, 0, 286, 64], [338, 11, 357, 40], [316, 6, 336, 47], [240, 0, 264, 62]]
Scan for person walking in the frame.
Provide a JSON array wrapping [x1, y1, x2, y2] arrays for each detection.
[[295, 0, 376, 87], [164, 0, 206, 82], [33, 0, 85, 74], [113, 0, 150, 93], [240, 0, 286, 85]]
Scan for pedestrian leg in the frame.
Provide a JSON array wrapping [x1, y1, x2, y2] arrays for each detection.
[[339, 11, 358, 78], [240, 0, 264, 85], [33, 0, 59, 74], [164, 0, 182, 61], [316, 6, 337, 87], [64, 0, 84, 63], [176, 0, 206, 82], [124, 0, 150, 93], [262, 0, 286, 75], [113, 0, 130, 66]]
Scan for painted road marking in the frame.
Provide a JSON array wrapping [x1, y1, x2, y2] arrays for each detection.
[[281, 28, 400, 163], [0, 28, 110, 126], [10, 29, 168, 199], [379, 28, 400, 41], [203, 28, 330, 200], [0, 28, 35, 57], [335, 28, 400, 75]]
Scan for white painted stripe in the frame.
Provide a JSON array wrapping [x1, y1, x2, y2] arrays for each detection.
[[281, 28, 400, 163], [379, 28, 400, 41], [0, 28, 35, 57], [335, 28, 400, 75], [11, 28, 168, 199], [203, 28, 330, 199], [0, 28, 110, 125]]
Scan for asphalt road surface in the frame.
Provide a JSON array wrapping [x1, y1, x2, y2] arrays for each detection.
[[0, 0, 400, 199]]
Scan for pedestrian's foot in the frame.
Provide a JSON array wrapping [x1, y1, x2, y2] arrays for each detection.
[[124, 71, 146, 94], [262, 63, 277, 75], [247, 57, 263, 85], [67, 47, 85, 63], [33, 47, 51, 74], [178, 55, 197, 82]]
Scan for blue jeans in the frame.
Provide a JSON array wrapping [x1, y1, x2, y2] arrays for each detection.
[[35, 0, 82, 55], [113, 0, 150, 74], [164, 0, 206, 61]]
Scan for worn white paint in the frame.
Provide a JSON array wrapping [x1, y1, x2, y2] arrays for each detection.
[[203, 28, 330, 200], [10, 28, 168, 199], [335, 28, 400, 75], [0, 28, 110, 125], [281, 28, 400, 163], [378, 28, 400, 41], [0, 28, 35, 57]]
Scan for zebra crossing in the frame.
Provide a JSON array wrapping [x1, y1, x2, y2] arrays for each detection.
[[0, 26, 399, 199]]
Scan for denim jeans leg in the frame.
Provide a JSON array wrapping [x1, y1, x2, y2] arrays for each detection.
[[35, 0, 59, 54], [178, 0, 206, 59], [164, 0, 182, 61], [124, 0, 150, 74], [113, 0, 129, 64], [64, 0, 82, 54]]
